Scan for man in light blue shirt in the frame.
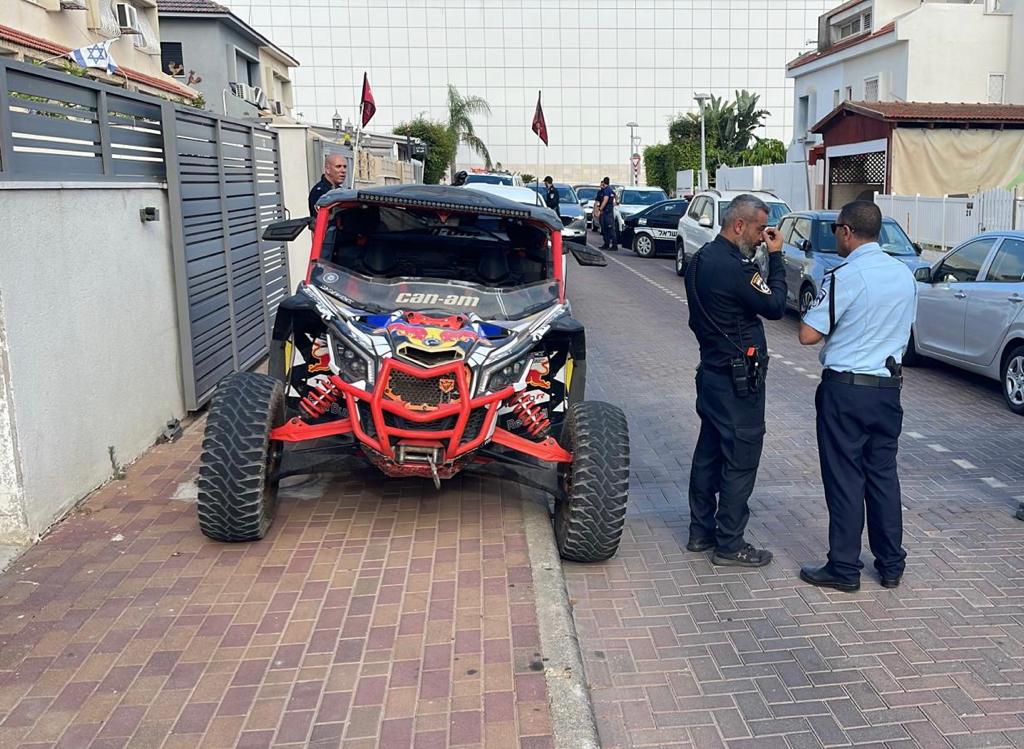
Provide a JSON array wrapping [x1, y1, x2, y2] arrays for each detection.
[[796, 201, 917, 593]]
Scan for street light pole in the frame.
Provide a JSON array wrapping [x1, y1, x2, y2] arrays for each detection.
[[626, 120, 639, 186], [694, 93, 710, 191]]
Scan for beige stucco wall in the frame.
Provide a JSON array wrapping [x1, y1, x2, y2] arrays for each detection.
[[0, 185, 187, 538], [900, 4, 1012, 104], [275, 125, 314, 291], [259, 49, 294, 111]]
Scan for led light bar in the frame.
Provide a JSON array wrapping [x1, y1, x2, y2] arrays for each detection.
[[355, 192, 532, 220]]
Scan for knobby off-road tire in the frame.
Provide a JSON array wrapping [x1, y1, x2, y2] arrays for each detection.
[[197, 372, 285, 542], [554, 401, 630, 562]]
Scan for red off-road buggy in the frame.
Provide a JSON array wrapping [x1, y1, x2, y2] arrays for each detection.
[[196, 185, 629, 562]]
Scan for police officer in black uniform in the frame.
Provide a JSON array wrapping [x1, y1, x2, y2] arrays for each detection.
[[542, 176, 560, 212], [308, 153, 347, 217], [684, 194, 786, 567]]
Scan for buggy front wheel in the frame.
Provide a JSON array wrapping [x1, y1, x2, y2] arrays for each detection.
[[197, 372, 284, 542], [554, 401, 630, 562]]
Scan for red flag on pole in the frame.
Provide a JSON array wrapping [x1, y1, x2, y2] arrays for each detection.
[[531, 90, 548, 146], [360, 72, 376, 127]]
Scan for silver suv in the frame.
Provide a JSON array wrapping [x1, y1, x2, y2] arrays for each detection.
[[674, 189, 790, 276], [907, 231, 1024, 414]]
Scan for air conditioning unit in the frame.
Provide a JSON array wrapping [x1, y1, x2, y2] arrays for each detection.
[[252, 86, 268, 109], [271, 100, 285, 116], [115, 3, 140, 34], [229, 81, 256, 102]]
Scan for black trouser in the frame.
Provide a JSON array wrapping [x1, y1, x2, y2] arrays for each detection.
[[688, 366, 766, 553], [816, 377, 906, 583], [600, 210, 616, 247]]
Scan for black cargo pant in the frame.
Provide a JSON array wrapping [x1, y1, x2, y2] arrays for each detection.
[[688, 366, 766, 554], [599, 209, 616, 248], [816, 377, 907, 583]]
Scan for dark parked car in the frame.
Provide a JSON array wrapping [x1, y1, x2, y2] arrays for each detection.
[[777, 210, 929, 314], [619, 199, 690, 257]]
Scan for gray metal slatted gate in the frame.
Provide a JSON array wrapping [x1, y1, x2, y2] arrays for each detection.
[[162, 104, 289, 410]]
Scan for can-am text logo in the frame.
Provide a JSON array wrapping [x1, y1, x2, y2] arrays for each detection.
[[395, 292, 480, 307]]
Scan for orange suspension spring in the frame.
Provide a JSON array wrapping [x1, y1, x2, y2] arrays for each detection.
[[299, 379, 342, 419], [510, 392, 550, 438]]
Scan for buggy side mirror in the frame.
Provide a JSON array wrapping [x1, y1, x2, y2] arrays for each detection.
[[914, 266, 932, 283], [263, 217, 311, 242], [568, 243, 608, 267]]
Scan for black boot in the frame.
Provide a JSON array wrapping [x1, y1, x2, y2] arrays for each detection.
[[799, 563, 860, 592]]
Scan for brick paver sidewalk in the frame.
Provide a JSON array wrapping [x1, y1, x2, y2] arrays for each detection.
[[0, 420, 556, 748], [565, 246, 1024, 749]]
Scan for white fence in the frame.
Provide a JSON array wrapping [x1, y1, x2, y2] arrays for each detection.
[[675, 169, 694, 196], [715, 162, 811, 211], [875, 188, 1024, 249]]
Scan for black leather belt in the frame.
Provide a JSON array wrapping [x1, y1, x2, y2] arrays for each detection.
[[822, 369, 902, 388]]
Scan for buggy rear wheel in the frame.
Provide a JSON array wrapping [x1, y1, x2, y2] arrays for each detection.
[[554, 401, 630, 562], [197, 372, 284, 542]]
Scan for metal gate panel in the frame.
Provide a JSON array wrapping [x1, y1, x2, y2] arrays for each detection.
[[163, 103, 288, 410]]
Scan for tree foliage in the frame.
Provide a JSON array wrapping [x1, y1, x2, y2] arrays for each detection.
[[446, 84, 492, 174], [646, 90, 780, 192], [734, 138, 787, 166], [393, 117, 458, 184]]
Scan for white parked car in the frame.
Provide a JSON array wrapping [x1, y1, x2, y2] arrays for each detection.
[[465, 183, 544, 206], [614, 186, 668, 235], [674, 189, 790, 276], [463, 171, 524, 187]]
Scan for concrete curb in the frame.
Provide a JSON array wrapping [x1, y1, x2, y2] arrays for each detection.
[[521, 495, 601, 749]]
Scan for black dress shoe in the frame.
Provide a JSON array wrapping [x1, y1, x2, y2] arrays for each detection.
[[686, 536, 715, 552], [799, 564, 859, 592], [598, 244, 610, 250], [880, 576, 902, 589]]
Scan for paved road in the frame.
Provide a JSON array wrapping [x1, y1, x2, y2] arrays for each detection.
[[565, 235, 1024, 748]]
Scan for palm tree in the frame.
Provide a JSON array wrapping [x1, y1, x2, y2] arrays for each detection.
[[446, 85, 492, 175], [730, 90, 769, 152]]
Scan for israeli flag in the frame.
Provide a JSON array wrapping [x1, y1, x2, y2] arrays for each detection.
[[68, 41, 119, 75]]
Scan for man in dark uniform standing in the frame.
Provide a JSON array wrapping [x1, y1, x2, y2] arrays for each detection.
[[308, 153, 347, 217], [595, 177, 616, 250], [684, 194, 786, 567], [542, 176, 560, 212], [798, 201, 917, 592]]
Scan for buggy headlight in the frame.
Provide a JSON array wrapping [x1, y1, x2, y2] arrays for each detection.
[[330, 335, 374, 384], [483, 358, 528, 393]]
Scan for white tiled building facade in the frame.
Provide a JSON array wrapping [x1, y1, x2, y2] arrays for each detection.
[[221, 0, 840, 183]]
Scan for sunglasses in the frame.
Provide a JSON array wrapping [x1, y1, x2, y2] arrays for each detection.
[[830, 222, 851, 234]]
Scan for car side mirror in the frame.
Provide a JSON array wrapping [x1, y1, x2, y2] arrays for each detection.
[[913, 242, 923, 255], [914, 266, 932, 283], [263, 217, 311, 242], [568, 243, 608, 267], [698, 216, 713, 228], [801, 239, 813, 254]]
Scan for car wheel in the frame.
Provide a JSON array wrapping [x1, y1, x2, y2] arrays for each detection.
[[1001, 344, 1024, 415], [633, 233, 656, 258], [902, 330, 921, 367], [799, 284, 816, 316], [554, 401, 630, 562], [675, 240, 687, 276], [197, 372, 284, 542]]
